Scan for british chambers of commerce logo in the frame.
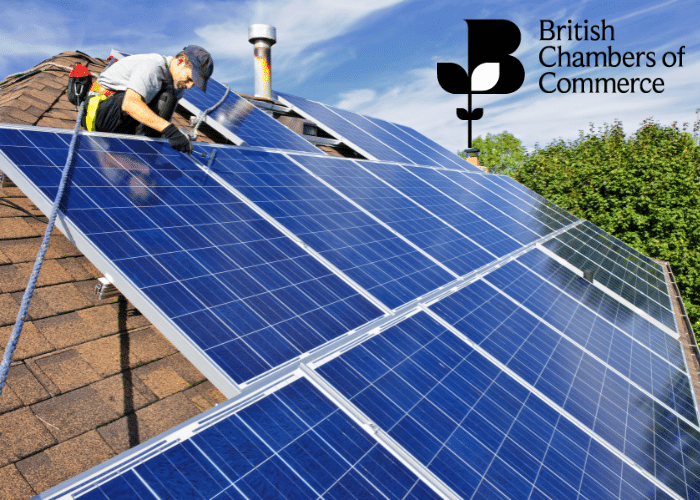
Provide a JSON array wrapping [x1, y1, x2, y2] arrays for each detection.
[[437, 20, 525, 148]]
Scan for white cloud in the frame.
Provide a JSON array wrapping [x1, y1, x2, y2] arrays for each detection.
[[333, 54, 700, 155], [335, 89, 377, 110], [195, 0, 406, 61]]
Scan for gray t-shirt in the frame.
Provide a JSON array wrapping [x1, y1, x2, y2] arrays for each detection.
[[97, 54, 184, 104]]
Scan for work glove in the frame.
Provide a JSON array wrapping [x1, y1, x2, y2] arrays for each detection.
[[162, 124, 192, 154]]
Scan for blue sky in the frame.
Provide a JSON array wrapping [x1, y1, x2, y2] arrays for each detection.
[[1, 0, 698, 153]]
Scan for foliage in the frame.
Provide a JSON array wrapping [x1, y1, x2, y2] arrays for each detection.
[[459, 131, 527, 174], [514, 119, 700, 340]]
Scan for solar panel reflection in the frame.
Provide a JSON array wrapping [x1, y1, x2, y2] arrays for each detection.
[[316, 312, 687, 499], [0, 128, 383, 386], [183, 80, 320, 153], [194, 144, 454, 309], [430, 279, 699, 497]]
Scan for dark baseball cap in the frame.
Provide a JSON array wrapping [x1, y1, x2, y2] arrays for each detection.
[[183, 45, 214, 92]]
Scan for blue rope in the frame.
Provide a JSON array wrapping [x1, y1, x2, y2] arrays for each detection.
[[0, 101, 86, 394]]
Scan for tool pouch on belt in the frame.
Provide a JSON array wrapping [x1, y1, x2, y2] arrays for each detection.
[[67, 64, 92, 106]]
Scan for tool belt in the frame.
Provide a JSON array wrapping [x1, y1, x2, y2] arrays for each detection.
[[84, 82, 116, 132], [89, 81, 114, 97]]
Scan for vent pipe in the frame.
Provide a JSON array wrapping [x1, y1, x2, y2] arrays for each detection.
[[583, 269, 594, 282], [248, 24, 276, 100]]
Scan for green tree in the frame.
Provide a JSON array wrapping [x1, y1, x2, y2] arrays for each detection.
[[459, 131, 527, 174], [514, 119, 700, 339]]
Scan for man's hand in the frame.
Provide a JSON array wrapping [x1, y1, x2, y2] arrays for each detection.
[[162, 124, 192, 154]]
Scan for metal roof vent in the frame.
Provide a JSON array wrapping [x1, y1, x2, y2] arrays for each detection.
[[248, 24, 277, 100]]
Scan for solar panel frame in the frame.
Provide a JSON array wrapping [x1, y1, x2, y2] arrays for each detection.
[[0, 125, 390, 395], [276, 91, 482, 172], [289, 154, 496, 277], [35, 374, 447, 500], [544, 225, 677, 331], [314, 311, 693, 500]]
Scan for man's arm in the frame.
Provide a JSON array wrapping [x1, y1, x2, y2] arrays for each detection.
[[121, 89, 171, 132], [121, 88, 191, 153]]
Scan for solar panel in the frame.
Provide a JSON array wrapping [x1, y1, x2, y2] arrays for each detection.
[[275, 91, 412, 164], [190, 144, 455, 310], [397, 165, 544, 247], [290, 154, 495, 276], [1, 84, 698, 499], [544, 224, 676, 331], [276, 91, 481, 171], [478, 250, 695, 422], [427, 281, 699, 498], [315, 312, 697, 499], [365, 116, 473, 170], [181, 81, 321, 153], [0, 127, 384, 393], [42, 376, 443, 499]]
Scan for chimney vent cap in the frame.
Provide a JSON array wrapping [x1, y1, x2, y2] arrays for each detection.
[[248, 24, 277, 45]]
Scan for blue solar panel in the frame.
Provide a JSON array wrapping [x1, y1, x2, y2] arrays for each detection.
[[429, 280, 699, 496], [49, 377, 442, 500], [399, 165, 543, 246], [291, 154, 495, 276], [462, 172, 576, 229], [276, 91, 412, 164], [479, 253, 695, 422], [2, 97, 697, 500], [496, 174, 580, 222], [363, 116, 476, 171], [181, 79, 320, 154], [390, 121, 483, 171], [277, 92, 482, 172], [191, 144, 454, 309], [578, 221, 670, 301], [511, 249, 685, 368], [0, 127, 384, 388], [322, 104, 441, 167], [544, 225, 676, 330], [315, 312, 691, 499]]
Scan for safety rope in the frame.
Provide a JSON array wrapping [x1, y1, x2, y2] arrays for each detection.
[[0, 101, 86, 395], [191, 83, 230, 139]]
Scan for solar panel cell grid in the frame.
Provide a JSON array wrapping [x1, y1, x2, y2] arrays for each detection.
[[404, 165, 541, 247], [462, 172, 575, 229], [291, 154, 494, 276], [315, 312, 681, 499], [181, 80, 321, 153], [391, 121, 482, 171], [71, 378, 440, 499], [466, 261, 696, 422], [363, 115, 462, 169], [193, 145, 454, 309], [276, 91, 412, 164], [325, 104, 441, 167], [439, 169, 562, 240], [544, 226, 676, 330], [0, 129, 384, 386], [514, 249, 685, 368], [428, 280, 699, 496]]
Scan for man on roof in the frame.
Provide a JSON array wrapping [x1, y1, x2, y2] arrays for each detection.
[[83, 45, 213, 154]]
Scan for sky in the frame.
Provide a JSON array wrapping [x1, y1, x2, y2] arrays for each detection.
[[1, 0, 698, 153]]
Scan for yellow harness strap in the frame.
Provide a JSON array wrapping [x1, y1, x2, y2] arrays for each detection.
[[85, 94, 109, 131]]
